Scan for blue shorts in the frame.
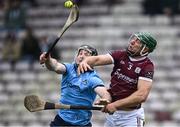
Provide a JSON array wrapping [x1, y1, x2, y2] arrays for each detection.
[[50, 114, 92, 127]]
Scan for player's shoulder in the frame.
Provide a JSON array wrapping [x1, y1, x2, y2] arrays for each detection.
[[63, 62, 73, 68], [63, 62, 77, 74], [146, 57, 155, 65], [88, 71, 104, 84], [142, 57, 155, 69], [110, 49, 127, 57], [87, 70, 101, 79]]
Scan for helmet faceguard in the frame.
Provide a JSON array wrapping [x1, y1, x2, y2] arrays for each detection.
[[134, 32, 157, 52], [127, 32, 157, 57], [77, 45, 98, 56]]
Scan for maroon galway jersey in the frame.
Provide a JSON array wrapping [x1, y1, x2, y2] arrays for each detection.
[[108, 50, 154, 103]]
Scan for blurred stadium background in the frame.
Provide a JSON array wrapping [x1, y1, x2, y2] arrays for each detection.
[[0, 0, 180, 126]]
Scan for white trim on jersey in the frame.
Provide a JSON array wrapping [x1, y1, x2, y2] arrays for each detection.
[[139, 77, 153, 82], [107, 53, 114, 64], [129, 56, 147, 61]]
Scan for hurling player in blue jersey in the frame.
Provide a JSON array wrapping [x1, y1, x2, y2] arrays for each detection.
[[40, 44, 111, 127]]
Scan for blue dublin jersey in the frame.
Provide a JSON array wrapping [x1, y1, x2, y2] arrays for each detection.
[[58, 62, 104, 125]]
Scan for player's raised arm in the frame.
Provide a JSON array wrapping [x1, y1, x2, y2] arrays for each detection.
[[39, 52, 66, 74], [77, 54, 113, 75]]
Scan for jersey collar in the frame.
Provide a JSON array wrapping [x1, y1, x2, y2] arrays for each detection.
[[129, 56, 147, 62]]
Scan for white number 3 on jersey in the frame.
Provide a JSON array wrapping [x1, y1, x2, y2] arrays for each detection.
[[127, 64, 133, 70]]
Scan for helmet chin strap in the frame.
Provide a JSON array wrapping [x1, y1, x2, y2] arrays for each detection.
[[127, 44, 149, 57], [140, 44, 149, 56]]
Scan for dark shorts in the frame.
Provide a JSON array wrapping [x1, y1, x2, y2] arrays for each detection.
[[50, 114, 92, 127]]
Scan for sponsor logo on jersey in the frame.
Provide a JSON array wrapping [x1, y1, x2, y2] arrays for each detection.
[[114, 69, 137, 84]]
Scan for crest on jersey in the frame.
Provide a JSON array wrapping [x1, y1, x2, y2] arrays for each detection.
[[135, 67, 141, 74], [82, 80, 88, 85]]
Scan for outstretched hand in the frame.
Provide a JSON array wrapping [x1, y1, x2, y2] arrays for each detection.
[[77, 61, 93, 75], [39, 52, 51, 65]]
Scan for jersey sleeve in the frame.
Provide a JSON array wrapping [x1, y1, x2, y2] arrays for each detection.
[[89, 75, 104, 89], [62, 63, 71, 75], [139, 63, 154, 81]]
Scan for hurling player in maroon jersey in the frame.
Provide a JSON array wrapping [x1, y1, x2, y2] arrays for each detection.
[[78, 32, 157, 127]]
